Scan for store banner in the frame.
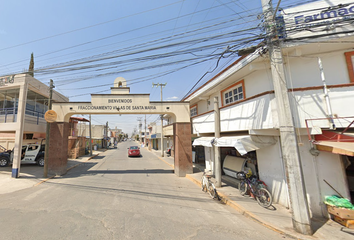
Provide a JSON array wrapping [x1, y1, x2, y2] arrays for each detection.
[[281, 0, 354, 40]]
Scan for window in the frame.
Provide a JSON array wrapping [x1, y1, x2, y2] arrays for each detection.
[[190, 105, 197, 117], [345, 51, 354, 83], [221, 80, 245, 106]]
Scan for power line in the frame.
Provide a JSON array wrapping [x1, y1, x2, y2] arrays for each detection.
[[0, 0, 185, 53]]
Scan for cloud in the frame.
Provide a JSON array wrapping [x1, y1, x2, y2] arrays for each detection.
[[166, 96, 179, 100]]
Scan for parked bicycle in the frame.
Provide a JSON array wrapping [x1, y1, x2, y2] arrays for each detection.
[[238, 170, 273, 208], [201, 171, 218, 200]]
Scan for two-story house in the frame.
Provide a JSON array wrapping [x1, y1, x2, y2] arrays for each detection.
[[183, 1, 354, 219], [0, 73, 68, 175]]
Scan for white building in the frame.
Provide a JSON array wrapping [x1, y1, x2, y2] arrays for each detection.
[[184, 0, 354, 219], [0, 74, 68, 176]]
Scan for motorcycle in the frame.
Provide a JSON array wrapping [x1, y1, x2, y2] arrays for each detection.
[[166, 147, 172, 157]]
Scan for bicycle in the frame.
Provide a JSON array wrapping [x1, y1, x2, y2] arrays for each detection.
[[238, 171, 273, 208], [201, 171, 218, 199]]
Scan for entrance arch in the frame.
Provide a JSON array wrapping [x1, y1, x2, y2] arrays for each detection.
[[48, 78, 192, 177]]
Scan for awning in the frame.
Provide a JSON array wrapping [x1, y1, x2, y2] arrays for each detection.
[[314, 130, 354, 156], [314, 141, 354, 156], [214, 135, 277, 155], [192, 137, 215, 147], [70, 117, 90, 122]]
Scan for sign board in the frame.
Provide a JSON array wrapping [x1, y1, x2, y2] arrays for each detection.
[[44, 110, 57, 123], [0, 75, 15, 87], [82, 95, 157, 112], [281, 0, 354, 40]]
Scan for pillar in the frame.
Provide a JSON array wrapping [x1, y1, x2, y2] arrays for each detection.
[[214, 96, 221, 187], [12, 82, 28, 178], [48, 122, 70, 176], [173, 122, 193, 177]]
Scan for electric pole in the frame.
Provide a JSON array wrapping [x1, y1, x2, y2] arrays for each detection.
[[144, 114, 147, 147], [106, 121, 109, 148], [261, 0, 312, 235], [44, 79, 54, 178], [152, 82, 167, 157], [137, 117, 142, 143]]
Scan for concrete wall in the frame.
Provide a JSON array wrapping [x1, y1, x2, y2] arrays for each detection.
[[257, 140, 289, 208]]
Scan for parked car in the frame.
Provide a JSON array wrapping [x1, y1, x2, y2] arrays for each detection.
[[128, 146, 141, 157], [0, 142, 45, 167]]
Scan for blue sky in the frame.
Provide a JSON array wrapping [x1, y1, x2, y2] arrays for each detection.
[[0, 0, 317, 135]]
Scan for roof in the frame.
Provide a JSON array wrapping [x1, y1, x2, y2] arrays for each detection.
[[70, 117, 90, 122], [183, 48, 262, 102]]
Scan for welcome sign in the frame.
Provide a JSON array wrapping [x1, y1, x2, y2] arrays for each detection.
[[282, 0, 354, 40]]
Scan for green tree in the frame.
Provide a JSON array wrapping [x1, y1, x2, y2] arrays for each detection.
[[28, 53, 34, 77]]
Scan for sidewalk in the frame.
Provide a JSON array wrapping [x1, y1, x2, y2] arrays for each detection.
[[0, 149, 105, 195], [148, 147, 354, 240]]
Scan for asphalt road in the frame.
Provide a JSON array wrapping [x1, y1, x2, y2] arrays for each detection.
[[0, 141, 288, 240]]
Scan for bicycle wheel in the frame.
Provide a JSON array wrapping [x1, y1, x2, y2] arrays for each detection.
[[256, 188, 273, 208], [239, 180, 248, 196], [207, 182, 217, 199]]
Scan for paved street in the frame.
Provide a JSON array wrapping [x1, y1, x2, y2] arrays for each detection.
[[0, 141, 288, 240]]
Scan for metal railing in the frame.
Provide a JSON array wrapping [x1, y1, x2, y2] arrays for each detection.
[[0, 107, 45, 124]]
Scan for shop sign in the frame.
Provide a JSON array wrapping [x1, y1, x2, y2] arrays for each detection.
[[0, 75, 15, 86], [282, 0, 354, 40], [44, 110, 58, 123]]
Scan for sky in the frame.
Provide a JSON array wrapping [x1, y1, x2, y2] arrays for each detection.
[[0, 0, 319, 135]]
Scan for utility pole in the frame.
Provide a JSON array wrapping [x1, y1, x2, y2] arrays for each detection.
[[89, 114, 92, 156], [137, 117, 142, 143], [144, 114, 147, 147], [106, 121, 108, 149], [152, 82, 166, 157], [44, 79, 54, 178], [261, 0, 312, 235]]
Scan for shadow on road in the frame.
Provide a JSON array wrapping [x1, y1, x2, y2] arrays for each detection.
[[44, 180, 219, 205], [80, 169, 174, 174]]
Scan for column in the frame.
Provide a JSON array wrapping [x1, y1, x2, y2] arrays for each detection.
[[12, 81, 28, 178], [48, 122, 70, 176], [173, 122, 192, 177]]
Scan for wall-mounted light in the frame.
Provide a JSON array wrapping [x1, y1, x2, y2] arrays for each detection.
[[166, 107, 170, 110], [70, 107, 73, 110]]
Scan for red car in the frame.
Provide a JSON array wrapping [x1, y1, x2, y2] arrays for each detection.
[[128, 146, 141, 157]]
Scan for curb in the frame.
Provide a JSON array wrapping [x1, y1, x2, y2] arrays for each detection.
[[34, 153, 101, 187], [155, 152, 306, 240], [66, 153, 99, 171], [185, 173, 302, 240], [156, 156, 174, 168]]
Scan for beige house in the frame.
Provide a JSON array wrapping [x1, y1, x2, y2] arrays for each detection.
[[0, 74, 68, 150]]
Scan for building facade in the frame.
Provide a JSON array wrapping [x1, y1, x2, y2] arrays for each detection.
[[184, 32, 354, 219], [0, 74, 68, 176]]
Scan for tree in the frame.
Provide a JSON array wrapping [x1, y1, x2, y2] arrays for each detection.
[[28, 53, 34, 77]]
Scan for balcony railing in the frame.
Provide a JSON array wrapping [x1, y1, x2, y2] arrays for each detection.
[[0, 107, 45, 125]]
